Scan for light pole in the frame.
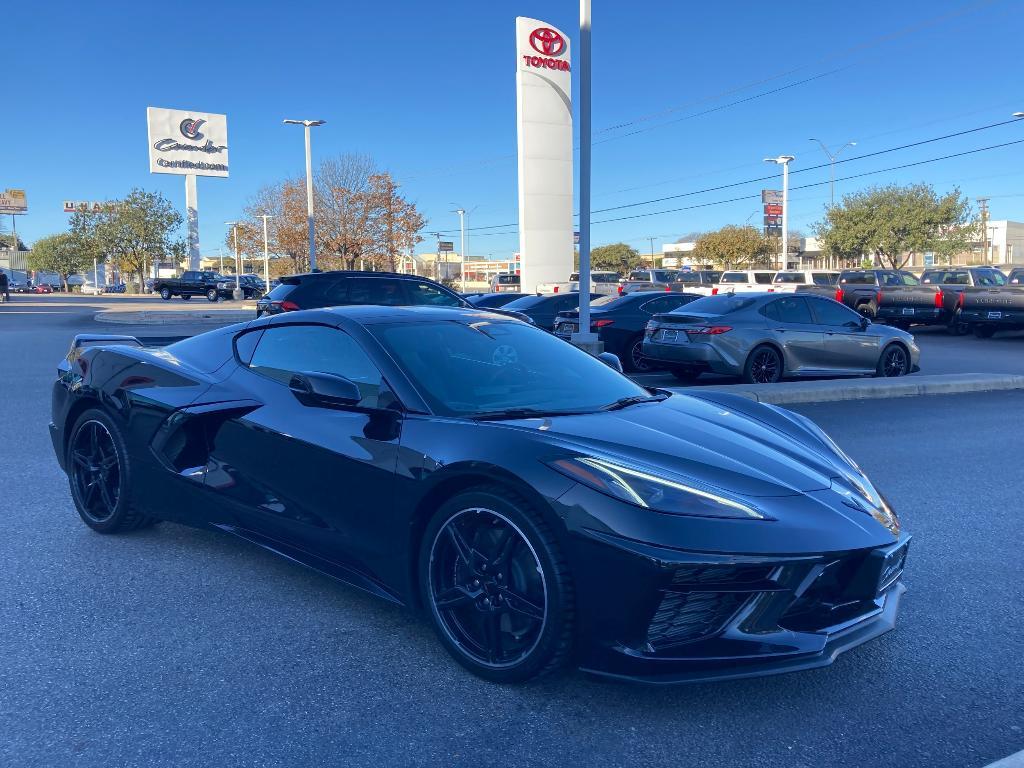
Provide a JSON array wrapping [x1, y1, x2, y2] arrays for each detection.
[[764, 155, 795, 270], [453, 208, 467, 293], [283, 118, 326, 272], [572, 0, 601, 353], [260, 215, 273, 293], [808, 138, 856, 209], [224, 221, 242, 300]]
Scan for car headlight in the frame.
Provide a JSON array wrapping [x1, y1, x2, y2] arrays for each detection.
[[217, 282, 228, 289], [548, 456, 767, 520]]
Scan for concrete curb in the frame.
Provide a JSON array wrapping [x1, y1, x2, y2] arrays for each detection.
[[984, 749, 1024, 768], [670, 373, 1024, 404], [95, 310, 253, 325]]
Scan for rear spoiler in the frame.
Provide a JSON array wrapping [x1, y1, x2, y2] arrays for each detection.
[[59, 334, 144, 375]]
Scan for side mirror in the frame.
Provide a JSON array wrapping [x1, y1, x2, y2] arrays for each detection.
[[289, 371, 361, 409], [860, 316, 871, 329], [598, 351, 624, 372]]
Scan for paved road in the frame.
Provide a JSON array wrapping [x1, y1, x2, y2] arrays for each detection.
[[1, 296, 1022, 767]]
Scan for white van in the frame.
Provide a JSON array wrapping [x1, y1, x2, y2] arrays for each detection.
[[713, 270, 777, 294]]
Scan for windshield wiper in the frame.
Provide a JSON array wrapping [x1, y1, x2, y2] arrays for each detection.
[[601, 393, 669, 411], [468, 407, 587, 421]]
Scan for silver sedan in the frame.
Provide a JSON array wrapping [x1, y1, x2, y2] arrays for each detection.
[[642, 292, 921, 384]]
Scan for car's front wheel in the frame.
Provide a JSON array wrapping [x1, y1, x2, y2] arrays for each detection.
[[420, 486, 574, 683], [67, 409, 157, 533], [206, 288, 219, 302], [877, 343, 910, 377]]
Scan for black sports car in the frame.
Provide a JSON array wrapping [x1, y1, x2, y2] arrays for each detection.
[[49, 306, 909, 684]]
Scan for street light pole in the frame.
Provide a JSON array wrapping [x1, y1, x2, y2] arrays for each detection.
[[225, 221, 242, 300], [808, 138, 856, 209], [260, 215, 273, 293], [764, 155, 795, 270], [455, 208, 466, 293], [283, 119, 326, 272]]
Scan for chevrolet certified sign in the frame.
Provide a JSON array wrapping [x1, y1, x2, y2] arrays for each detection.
[[147, 107, 229, 178]]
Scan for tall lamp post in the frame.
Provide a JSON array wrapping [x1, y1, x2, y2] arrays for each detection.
[[224, 221, 242, 300], [808, 138, 856, 209], [763, 155, 795, 270], [453, 208, 467, 293], [283, 119, 326, 272], [260, 215, 273, 293]]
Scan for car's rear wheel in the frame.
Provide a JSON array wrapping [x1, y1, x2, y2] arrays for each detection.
[[420, 486, 573, 683], [160, 287, 171, 300], [877, 343, 910, 377], [67, 409, 157, 533], [626, 335, 654, 373], [974, 324, 996, 339], [743, 345, 783, 384], [206, 288, 218, 302]]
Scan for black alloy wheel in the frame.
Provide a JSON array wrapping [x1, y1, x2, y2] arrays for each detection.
[[878, 343, 910, 377], [160, 287, 171, 300], [421, 487, 573, 683], [67, 409, 156, 533], [744, 345, 783, 384], [206, 288, 219, 302], [627, 336, 654, 373]]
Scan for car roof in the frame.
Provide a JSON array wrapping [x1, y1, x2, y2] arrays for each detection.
[[281, 270, 439, 282], [316, 304, 520, 324]]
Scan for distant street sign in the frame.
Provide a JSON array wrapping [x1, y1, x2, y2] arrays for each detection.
[[438, 241, 454, 252], [763, 204, 783, 216], [761, 189, 783, 205]]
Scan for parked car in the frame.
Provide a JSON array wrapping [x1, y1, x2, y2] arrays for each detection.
[[713, 270, 777, 294], [154, 271, 227, 302], [552, 290, 702, 372], [666, 270, 721, 296], [467, 292, 528, 309], [620, 269, 679, 294], [256, 271, 532, 324], [51, 308, 908, 683], [80, 282, 105, 296], [1008, 268, 1024, 285], [500, 292, 602, 331], [834, 269, 942, 328], [31, 283, 53, 294], [643, 292, 920, 384], [489, 273, 521, 293], [920, 267, 1008, 333], [770, 270, 840, 294], [538, 271, 621, 296], [216, 273, 265, 299]]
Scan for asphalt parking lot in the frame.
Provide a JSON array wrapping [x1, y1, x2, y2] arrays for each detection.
[[1, 295, 1022, 767]]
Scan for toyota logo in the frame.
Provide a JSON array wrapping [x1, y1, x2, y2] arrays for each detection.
[[179, 118, 206, 141], [529, 28, 565, 57]]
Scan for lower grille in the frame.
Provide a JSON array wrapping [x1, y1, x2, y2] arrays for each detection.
[[647, 591, 747, 649]]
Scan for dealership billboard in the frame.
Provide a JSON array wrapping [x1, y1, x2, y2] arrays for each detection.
[[0, 189, 28, 214], [147, 107, 229, 178], [515, 17, 573, 294]]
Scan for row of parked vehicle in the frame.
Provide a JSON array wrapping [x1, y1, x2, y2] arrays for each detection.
[[151, 271, 268, 301]]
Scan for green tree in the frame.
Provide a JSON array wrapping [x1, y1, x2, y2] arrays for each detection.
[[27, 233, 93, 290], [588, 242, 642, 274], [73, 189, 184, 292], [692, 225, 772, 268], [814, 183, 977, 270]]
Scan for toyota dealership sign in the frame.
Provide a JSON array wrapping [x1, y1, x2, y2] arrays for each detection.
[[146, 107, 229, 178]]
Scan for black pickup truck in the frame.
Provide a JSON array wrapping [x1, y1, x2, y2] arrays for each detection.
[[921, 267, 1008, 334], [834, 269, 942, 328], [154, 271, 236, 302], [949, 280, 1024, 338]]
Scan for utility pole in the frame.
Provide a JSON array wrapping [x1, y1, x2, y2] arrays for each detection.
[[977, 197, 990, 266], [260, 215, 273, 292], [225, 222, 242, 300]]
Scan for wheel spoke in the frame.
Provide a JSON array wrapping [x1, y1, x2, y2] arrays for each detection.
[[502, 589, 544, 621], [490, 526, 519, 568], [98, 478, 116, 512], [72, 450, 91, 469], [434, 585, 475, 611], [446, 523, 474, 566], [88, 424, 99, 456]]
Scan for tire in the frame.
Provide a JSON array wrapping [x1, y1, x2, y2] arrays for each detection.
[[877, 343, 910, 377], [419, 485, 574, 683], [182, 294, 192, 301], [743, 345, 783, 384], [974, 324, 996, 339], [160, 287, 171, 301], [669, 366, 701, 384], [206, 288, 219, 302], [856, 302, 875, 319], [625, 335, 654, 373], [66, 408, 157, 533], [947, 313, 969, 336]]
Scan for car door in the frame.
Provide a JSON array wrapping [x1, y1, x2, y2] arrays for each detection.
[[806, 296, 879, 372], [762, 296, 822, 373], [205, 322, 402, 569]]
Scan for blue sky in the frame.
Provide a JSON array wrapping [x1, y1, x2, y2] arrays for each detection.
[[5, 0, 1023, 258]]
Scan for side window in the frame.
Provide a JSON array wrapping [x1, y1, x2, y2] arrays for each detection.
[[754, 273, 774, 284], [340, 278, 406, 306], [406, 281, 463, 306], [808, 298, 860, 327], [248, 325, 383, 407], [812, 273, 835, 286], [769, 297, 814, 324], [557, 294, 581, 311], [233, 329, 265, 365]]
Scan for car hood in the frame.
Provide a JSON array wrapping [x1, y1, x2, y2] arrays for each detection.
[[495, 392, 853, 498]]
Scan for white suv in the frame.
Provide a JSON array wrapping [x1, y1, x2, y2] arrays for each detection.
[[713, 270, 777, 294], [769, 270, 840, 293]]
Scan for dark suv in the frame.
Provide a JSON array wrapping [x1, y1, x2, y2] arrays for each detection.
[[256, 272, 527, 320]]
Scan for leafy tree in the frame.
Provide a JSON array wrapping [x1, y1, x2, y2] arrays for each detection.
[[814, 183, 977, 270], [589, 242, 642, 274], [692, 225, 773, 268], [27, 233, 93, 290], [73, 189, 184, 291]]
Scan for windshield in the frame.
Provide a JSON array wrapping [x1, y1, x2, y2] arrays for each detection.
[[370, 319, 648, 417]]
